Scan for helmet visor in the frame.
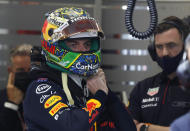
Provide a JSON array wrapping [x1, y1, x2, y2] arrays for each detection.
[[58, 37, 100, 53]]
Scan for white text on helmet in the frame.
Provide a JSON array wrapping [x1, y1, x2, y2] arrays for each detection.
[[47, 17, 64, 26], [75, 62, 98, 70], [70, 16, 95, 23]]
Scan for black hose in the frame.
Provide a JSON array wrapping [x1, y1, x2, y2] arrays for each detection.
[[125, 0, 158, 39]]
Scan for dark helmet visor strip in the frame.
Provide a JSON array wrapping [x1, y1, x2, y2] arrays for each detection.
[[58, 37, 100, 53]]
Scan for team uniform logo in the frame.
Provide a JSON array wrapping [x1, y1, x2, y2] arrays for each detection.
[[49, 102, 68, 116], [40, 91, 56, 103], [36, 84, 51, 94], [147, 87, 160, 96], [44, 95, 62, 108], [37, 78, 48, 82], [83, 99, 101, 117]]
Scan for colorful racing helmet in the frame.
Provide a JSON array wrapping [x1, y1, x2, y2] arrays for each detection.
[[41, 7, 104, 76]]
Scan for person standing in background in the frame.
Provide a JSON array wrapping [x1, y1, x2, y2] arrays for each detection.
[[128, 16, 190, 131], [0, 44, 32, 131]]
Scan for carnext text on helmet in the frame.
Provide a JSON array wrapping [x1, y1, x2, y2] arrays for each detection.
[[75, 62, 99, 70]]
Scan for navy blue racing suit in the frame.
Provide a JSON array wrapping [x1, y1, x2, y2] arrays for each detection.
[[23, 66, 136, 131], [128, 72, 190, 126]]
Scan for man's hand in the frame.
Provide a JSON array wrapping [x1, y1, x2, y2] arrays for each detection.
[[6, 72, 24, 105], [136, 123, 145, 131], [86, 68, 108, 95], [133, 120, 169, 131]]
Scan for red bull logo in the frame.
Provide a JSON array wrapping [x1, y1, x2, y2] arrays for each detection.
[[83, 99, 101, 117]]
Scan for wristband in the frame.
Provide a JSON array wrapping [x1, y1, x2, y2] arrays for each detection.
[[4, 101, 19, 111], [140, 123, 150, 131]]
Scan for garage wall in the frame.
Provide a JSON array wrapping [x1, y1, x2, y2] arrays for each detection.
[[0, 1, 190, 101]]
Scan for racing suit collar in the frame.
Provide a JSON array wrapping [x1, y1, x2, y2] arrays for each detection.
[[68, 74, 83, 88], [159, 71, 179, 84]]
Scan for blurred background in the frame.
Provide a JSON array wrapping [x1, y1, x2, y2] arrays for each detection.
[[1, 0, 190, 104]]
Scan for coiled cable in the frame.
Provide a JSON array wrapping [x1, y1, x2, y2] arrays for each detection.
[[125, 0, 158, 39]]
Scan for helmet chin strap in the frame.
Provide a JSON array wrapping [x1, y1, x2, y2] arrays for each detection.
[[61, 73, 74, 105]]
